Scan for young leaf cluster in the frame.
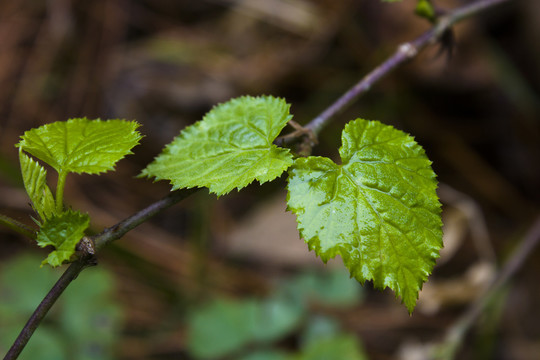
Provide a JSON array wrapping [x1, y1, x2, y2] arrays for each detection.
[[11, 96, 442, 313], [143, 95, 443, 313], [17, 118, 141, 266]]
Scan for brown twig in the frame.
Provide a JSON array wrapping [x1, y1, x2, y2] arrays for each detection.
[[296, 0, 511, 147], [434, 215, 540, 359]]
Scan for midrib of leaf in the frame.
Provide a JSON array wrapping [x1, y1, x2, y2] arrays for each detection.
[[340, 167, 387, 278], [340, 156, 436, 290], [341, 166, 436, 264]]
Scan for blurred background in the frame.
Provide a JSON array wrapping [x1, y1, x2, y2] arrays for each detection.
[[0, 0, 538, 359]]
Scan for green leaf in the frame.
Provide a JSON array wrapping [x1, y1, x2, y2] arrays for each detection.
[[19, 150, 55, 221], [285, 268, 364, 307], [188, 298, 258, 359], [37, 210, 90, 267], [286, 119, 442, 313], [141, 96, 294, 195], [415, 0, 436, 22], [188, 295, 304, 359], [298, 334, 368, 360], [17, 118, 142, 175]]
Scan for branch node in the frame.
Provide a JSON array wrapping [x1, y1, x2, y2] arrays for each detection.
[[398, 42, 418, 58], [75, 236, 97, 266]]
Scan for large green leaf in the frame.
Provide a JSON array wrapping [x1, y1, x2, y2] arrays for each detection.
[[141, 96, 293, 195], [287, 119, 442, 313], [19, 150, 55, 221], [36, 210, 90, 267], [17, 118, 142, 175]]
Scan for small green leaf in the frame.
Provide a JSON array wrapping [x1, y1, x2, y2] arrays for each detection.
[[141, 96, 293, 195], [37, 210, 90, 267], [287, 119, 442, 313], [19, 150, 55, 221], [17, 118, 142, 175], [415, 0, 436, 22]]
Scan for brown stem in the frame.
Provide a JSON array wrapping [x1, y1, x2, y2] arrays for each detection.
[[2, 188, 197, 360], [436, 215, 540, 359], [3, 261, 88, 360], [304, 0, 511, 138]]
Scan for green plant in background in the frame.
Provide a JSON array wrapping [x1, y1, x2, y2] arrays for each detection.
[[187, 267, 367, 360], [0, 254, 122, 360]]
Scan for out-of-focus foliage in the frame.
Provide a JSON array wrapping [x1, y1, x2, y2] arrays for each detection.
[[187, 267, 365, 359], [0, 254, 122, 359]]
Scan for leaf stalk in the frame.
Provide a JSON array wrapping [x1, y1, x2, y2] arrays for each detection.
[[55, 171, 68, 214]]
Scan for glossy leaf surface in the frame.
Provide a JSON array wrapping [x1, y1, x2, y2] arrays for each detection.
[[19, 150, 55, 221], [141, 96, 293, 195], [17, 118, 141, 175], [36, 210, 90, 267], [287, 119, 442, 313]]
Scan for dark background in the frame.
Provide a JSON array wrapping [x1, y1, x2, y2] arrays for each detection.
[[0, 0, 538, 359]]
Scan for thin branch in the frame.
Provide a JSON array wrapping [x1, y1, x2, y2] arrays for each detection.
[[304, 0, 511, 138], [0, 214, 37, 240], [93, 188, 198, 251], [2, 188, 197, 360], [434, 215, 540, 359], [3, 261, 87, 360]]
